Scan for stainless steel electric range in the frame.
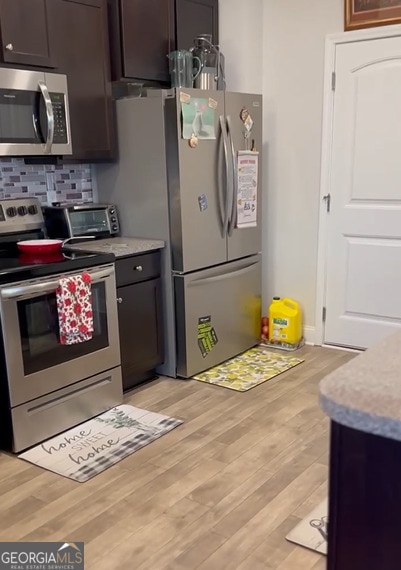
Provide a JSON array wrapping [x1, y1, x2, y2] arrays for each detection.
[[0, 198, 122, 452]]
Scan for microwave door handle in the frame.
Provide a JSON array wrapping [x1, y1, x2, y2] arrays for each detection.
[[38, 80, 54, 154], [32, 112, 41, 143]]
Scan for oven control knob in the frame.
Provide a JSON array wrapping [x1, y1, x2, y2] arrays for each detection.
[[6, 207, 17, 218], [17, 206, 27, 216], [111, 217, 116, 222], [28, 205, 37, 215], [112, 225, 118, 231], [109, 208, 115, 215]]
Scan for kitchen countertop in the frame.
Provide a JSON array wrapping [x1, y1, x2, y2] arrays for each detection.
[[66, 237, 165, 259], [320, 332, 401, 442]]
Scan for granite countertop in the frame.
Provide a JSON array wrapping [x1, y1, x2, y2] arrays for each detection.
[[320, 332, 401, 441], [66, 237, 165, 259]]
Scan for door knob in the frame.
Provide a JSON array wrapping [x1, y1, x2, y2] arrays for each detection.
[[117, 297, 123, 304], [5, 43, 13, 51], [134, 265, 143, 272]]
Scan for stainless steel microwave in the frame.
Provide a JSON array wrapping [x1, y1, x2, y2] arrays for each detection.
[[0, 67, 72, 156]]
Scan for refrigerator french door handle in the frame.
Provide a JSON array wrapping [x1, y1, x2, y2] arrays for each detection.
[[219, 115, 231, 238], [217, 115, 226, 232], [226, 115, 237, 236]]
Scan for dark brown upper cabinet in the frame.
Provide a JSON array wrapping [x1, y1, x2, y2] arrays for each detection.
[[175, 0, 218, 51], [0, 0, 54, 67], [108, 0, 174, 84], [107, 0, 218, 84], [47, 0, 115, 161]]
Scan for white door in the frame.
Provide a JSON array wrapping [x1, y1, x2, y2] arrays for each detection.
[[324, 36, 401, 349]]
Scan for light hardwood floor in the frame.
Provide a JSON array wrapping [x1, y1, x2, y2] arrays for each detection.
[[0, 345, 355, 569]]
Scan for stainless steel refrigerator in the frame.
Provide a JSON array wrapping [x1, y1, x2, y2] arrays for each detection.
[[96, 88, 262, 378]]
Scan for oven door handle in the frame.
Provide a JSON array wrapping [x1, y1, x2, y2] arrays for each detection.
[[0, 267, 114, 300]]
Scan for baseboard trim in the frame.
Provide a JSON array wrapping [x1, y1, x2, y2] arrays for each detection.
[[303, 326, 317, 345], [322, 343, 363, 354]]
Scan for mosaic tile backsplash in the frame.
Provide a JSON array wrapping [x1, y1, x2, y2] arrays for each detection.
[[0, 158, 93, 205]]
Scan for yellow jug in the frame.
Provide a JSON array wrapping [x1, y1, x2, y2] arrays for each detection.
[[268, 297, 302, 345]]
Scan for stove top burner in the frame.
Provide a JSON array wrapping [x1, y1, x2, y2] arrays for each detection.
[[0, 248, 99, 270], [0, 198, 116, 284], [0, 248, 115, 285]]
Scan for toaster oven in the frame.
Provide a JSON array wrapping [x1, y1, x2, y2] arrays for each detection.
[[43, 203, 120, 239]]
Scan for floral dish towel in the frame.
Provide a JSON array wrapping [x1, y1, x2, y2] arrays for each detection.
[[56, 272, 94, 345]]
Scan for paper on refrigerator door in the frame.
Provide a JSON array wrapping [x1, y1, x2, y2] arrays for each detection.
[[181, 98, 216, 140], [236, 150, 258, 228]]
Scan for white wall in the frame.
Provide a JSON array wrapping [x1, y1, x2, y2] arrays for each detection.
[[219, 0, 264, 94], [220, 0, 344, 338], [263, 0, 343, 339]]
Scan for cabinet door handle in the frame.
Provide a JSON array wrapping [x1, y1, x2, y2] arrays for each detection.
[[134, 265, 143, 272], [117, 297, 123, 304], [5, 43, 13, 51]]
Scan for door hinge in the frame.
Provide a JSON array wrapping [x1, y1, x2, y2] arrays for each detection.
[[323, 193, 331, 213], [322, 306, 327, 322], [331, 71, 336, 91]]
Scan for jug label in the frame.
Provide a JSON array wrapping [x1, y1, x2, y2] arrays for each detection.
[[273, 317, 289, 326]]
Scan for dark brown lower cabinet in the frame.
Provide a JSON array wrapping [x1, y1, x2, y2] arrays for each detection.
[[115, 251, 164, 391], [328, 421, 401, 570]]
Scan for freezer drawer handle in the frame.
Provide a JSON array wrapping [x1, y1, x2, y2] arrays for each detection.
[[187, 261, 259, 287]]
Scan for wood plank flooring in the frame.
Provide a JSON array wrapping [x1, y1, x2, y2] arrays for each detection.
[[0, 345, 355, 569]]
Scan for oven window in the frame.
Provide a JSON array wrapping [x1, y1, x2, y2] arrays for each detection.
[[69, 210, 109, 235], [17, 282, 108, 375], [0, 89, 43, 144]]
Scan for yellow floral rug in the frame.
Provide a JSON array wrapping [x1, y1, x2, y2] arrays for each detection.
[[192, 346, 304, 392]]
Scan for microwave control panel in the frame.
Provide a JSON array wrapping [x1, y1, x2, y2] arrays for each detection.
[[50, 93, 68, 144]]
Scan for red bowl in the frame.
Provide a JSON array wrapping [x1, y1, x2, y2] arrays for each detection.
[[17, 239, 63, 255]]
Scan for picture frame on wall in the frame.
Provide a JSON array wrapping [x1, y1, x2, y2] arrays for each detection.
[[345, 0, 401, 30]]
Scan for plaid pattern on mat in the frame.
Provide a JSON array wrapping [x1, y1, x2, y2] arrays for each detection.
[[18, 405, 183, 483], [286, 498, 328, 555]]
